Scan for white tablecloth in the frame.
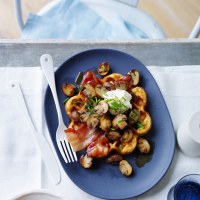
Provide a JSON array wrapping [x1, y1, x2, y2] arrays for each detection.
[[0, 65, 200, 200]]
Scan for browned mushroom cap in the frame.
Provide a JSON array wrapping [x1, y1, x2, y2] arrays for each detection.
[[121, 129, 133, 143], [129, 109, 140, 125], [82, 83, 96, 97], [100, 114, 111, 131], [94, 100, 109, 116], [128, 69, 140, 86], [86, 113, 100, 128], [62, 83, 76, 97], [106, 130, 121, 141], [79, 108, 90, 122], [80, 154, 93, 168], [70, 110, 80, 122], [95, 85, 108, 99], [97, 62, 110, 76], [106, 153, 123, 164], [112, 114, 128, 130], [115, 81, 129, 91], [137, 138, 151, 153], [119, 160, 133, 176], [103, 82, 115, 91]]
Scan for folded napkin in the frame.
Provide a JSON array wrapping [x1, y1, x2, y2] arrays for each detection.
[[21, 0, 147, 39], [0, 67, 43, 199], [1, 65, 200, 200]]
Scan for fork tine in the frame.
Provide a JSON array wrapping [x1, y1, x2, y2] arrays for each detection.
[[68, 142, 78, 162], [71, 145, 78, 161], [60, 141, 70, 163], [63, 140, 74, 162]]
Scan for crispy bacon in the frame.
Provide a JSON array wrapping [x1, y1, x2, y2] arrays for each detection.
[[87, 134, 110, 158], [116, 74, 133, 89], [65, 124, 100, 152], [81, 71, 102, 88]]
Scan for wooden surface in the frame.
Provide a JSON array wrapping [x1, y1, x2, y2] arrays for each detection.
[[0, 0, 200, 39], [0, 39, 199, 67]]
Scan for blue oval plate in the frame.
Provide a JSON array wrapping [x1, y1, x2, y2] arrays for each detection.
[[44, 49, 175, 199]]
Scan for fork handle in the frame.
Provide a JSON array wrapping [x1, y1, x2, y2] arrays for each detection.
[[9, 81, 61, 185], [40, 54, 64, 125]]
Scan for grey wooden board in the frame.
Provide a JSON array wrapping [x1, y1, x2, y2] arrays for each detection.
[[0, 39, 199, 67]]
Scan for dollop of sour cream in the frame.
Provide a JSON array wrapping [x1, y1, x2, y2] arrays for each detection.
[[103, 89, 132, 114]]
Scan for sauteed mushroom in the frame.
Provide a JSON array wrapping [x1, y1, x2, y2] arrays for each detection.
[[86, 113, 100, 128], [79, 108, 90, 122], [94, 100, 108, 116], [106, 130, 121, 141], [103, 82, 115, 91], [82, 83, 96, 97], [70, 110, 80, 122], [112, 114, 127, 130], [128, 69, 140, 86], [80, 154, 93, 168], [121, 129, 133, 143], [95, 85, 108, 98], [137, 138, 151, 154], [97, 62, 110, 76], [119, 160, 133, 176], [100, 114, 111, 131], [106, 153, 123, 164], [62, 83, 76, 97]]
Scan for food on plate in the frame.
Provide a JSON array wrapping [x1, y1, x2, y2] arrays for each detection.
[[137, 138, 151, 154], [62, 83, 76, 97], [106, 153, 123, 164], [119, 160, 133, 176], [80, 154, 93, 168], [97, 62, 110, 76], [63, 62, 152, 176]]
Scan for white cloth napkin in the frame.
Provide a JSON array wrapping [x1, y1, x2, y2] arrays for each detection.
[[0, 67, 43, 199], [0, 65, 200, 200]]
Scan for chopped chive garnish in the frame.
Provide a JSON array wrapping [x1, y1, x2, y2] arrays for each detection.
[[63, 98, 69, 104], [134, 121, 145, 129]]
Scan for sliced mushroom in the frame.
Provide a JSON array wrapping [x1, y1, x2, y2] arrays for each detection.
[[82, 83, 96, 97], [119, 160, 133, 176], [121, 129, 133, 143], [97, 62, 110, 76], [79, 108, 90, 122], [112, 114, 128, 130], [95, 85, 108, 98], [106, 153, 123, 164], [100, 114, 111, 131], [103, 82, 115, 91], [109, 109, 119, 116], [70, 110, 80, 122], [115, 81, 129, 90], [86, 113, 100, 128], [137, 138, 151, 154], [128, 69, 140, 86], [62, 83, 76, 97], [80, 154, 93, 168], [94, 100, 108, 116], [106, 130, 121, 141], [129, 109, 140, 125]]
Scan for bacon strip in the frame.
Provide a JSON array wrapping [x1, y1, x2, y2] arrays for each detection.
[[87, 134, 110, 158], [65, 124, 99, 152]]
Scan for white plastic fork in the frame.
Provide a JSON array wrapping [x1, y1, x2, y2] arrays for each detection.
[[40, 54, 77, 163]]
